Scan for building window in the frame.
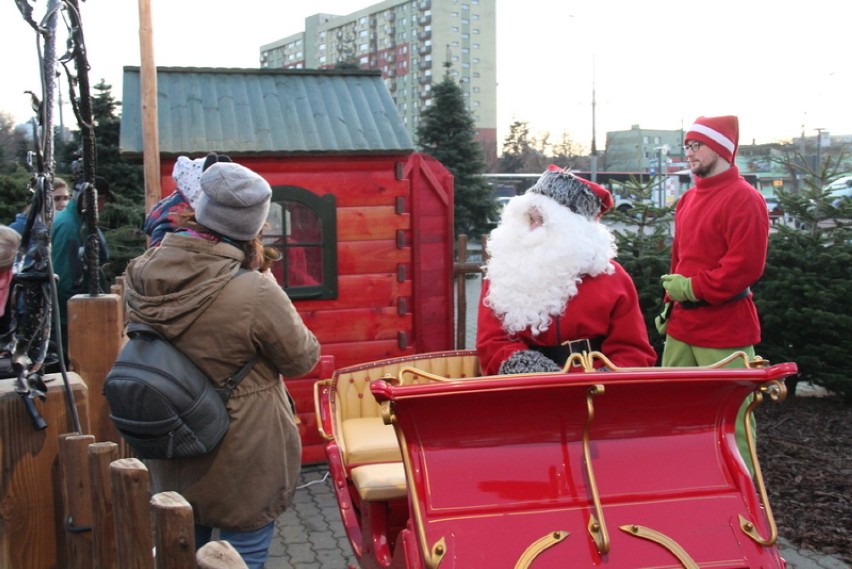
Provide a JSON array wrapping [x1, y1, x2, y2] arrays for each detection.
[[265, 186, 338, 300]]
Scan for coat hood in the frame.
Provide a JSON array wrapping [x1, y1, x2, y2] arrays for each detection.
[[124, 233, 243, 337]]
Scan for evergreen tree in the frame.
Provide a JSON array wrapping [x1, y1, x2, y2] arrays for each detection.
[[64, 80, 146, 283], [610, 176, 674, 362], [754, 150, 852, 399], [416, 63, 495, 238]]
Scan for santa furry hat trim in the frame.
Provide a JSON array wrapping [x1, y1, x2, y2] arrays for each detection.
[[527, 165, 613, 218]]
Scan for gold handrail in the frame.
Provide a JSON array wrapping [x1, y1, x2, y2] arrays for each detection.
[[313, 378, 334, 442], [582, 384, 610, 555], [739, 379, 787, 546], [514, 531, 570, 569], [388, 406, 446, 569], [398, 366, 457, 384], [620, 525, 699, 568]]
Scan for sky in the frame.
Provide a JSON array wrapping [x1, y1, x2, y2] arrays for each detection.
[[1, 0, 849, 152]]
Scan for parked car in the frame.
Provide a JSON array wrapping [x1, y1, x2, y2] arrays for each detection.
[[826, 176, 852, 206], [764, 195, 784, 220]]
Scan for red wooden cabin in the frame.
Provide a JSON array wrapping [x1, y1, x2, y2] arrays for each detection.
[[120, 67, 455, 462]]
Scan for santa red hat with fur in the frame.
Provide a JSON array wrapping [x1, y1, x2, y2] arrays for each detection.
[[684, 115, 739, 164]]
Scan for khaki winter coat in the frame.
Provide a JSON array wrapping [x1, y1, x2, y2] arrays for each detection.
[[123, 233, 320, 530]]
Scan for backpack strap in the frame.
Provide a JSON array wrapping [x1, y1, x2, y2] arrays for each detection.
[[125, 322, 260, 403], [216, 354, 261, 402]]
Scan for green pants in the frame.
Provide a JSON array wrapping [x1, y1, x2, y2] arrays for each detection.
[[662, 336, 756, 475]]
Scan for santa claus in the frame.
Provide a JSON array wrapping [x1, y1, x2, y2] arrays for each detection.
[[477, 165, 657, 374]]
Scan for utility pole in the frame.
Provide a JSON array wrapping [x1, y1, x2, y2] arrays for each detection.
[[590, 56, 597, 182], [814, 128, 826, 174]]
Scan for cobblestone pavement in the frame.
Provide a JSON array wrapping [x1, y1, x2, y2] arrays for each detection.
[[267, 271, 849, 569]]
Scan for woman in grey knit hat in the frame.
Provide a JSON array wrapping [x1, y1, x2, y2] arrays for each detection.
[[122, 162, 320, 568]]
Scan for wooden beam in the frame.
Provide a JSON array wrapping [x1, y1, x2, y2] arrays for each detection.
[[138, 0, 161, 213]]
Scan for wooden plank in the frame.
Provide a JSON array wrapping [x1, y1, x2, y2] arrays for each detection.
[[337, 241, 409, 275], [0, 372, 89, 569], [59, 434, 96, 569], [336, 206, 409, 241], [110, 458, 153, 569], [151, 492, 195, 569], [294, 273, 411, 311], [302, 307, 412, 344], [89, 442, 119, 569], [315, 339, 414, 370], [67, 294, 125, 448]]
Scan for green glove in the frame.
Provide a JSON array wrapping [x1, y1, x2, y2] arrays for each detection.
[[661, 274, 698, 302], [655, 302, 672, 335]]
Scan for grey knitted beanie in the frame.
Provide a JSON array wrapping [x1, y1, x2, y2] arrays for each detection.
[[196, 162, 271, 241]]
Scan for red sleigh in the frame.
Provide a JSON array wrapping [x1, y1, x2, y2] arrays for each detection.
[[315, 350, 797, 568]]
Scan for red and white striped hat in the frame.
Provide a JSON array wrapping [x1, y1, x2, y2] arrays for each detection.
[[685, 115, 739, 164]]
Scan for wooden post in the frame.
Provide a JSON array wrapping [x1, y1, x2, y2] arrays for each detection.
[[197, 541, 249, 569], [455, 234, 469, 349], [0, 372, 89, 569], [111, 458, 153, 569], [59, 433, 96, 569], [138, 0, 162, 214], [89, 441, 119, 569], [68, 293, 125, 447], [151, 492, 196, 569]]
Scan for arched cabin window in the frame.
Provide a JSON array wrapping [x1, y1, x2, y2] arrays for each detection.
[[263, 186, 337, 300]]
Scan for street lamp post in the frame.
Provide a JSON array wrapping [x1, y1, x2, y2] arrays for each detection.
[[654, 145, 669, 207]]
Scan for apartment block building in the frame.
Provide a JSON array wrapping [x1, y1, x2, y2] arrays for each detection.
[[604, 125, 686, 172], [260, 0, 497, 162]]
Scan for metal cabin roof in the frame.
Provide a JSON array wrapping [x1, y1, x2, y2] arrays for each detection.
[[119, 67, 414, 158]]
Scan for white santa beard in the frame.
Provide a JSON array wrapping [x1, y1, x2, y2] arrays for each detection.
[[484, 193, 616, 336]]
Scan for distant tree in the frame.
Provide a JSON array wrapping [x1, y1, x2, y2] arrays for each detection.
[[0, 111, 21, 165], [417, 63, 495, 238], [499, 120, 533, 173], [550, 130, 586, 169], [0, 163, 32, 223]]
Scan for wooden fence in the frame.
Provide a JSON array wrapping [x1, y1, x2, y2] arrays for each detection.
[[58, 434, 248, 569], [453, 234, 488, 349]]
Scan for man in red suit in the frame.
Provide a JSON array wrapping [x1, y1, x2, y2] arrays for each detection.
[[476, 165, 656, 375]]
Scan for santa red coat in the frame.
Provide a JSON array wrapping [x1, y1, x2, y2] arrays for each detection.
[[667, 166, 769, 348], [477, 261, 657, 375]]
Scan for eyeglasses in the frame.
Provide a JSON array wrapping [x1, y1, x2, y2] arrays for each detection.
[[54, 195, 70, 202], [683, 141, 703, 153]]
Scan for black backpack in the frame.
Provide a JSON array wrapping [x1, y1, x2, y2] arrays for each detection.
[[103, 323, 259, 459]]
